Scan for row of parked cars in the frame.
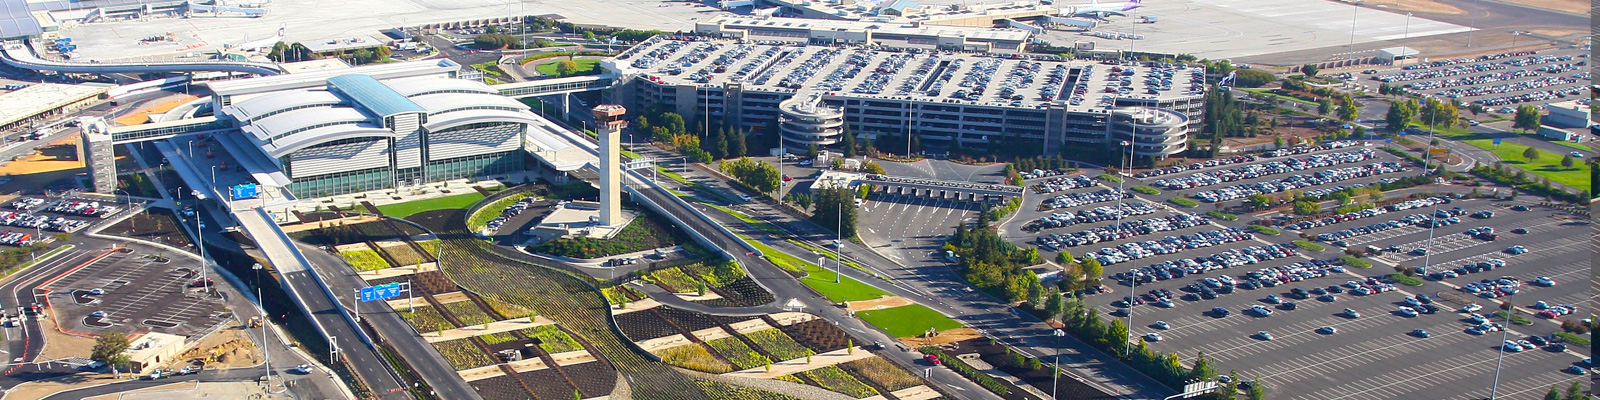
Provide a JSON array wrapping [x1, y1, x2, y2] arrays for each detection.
[[0, 231, 31, 245], [1192, 161, 1407, 203], [1031, 174, 1096, 193], [1027, 202, 1157, 233], [1467, 83, 1587, 107], [0, 212, 86, 233], [483, 198, 537, 233], [1374, 53, 1572, 82], [1035, 208, 1193, 244], [1133, 154, 1259, 179], [1313, 206, 1469, 243], [1434, 259, 1507, 281], [8, 198, 44, 210], [46, 200, 118, 218], [1152, 148, 1376, 191], [1040, 188, 1129, 210]]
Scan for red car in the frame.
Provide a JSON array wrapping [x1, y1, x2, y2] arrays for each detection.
[[782, 175, 793, 182], [924, 354, 942, 365]]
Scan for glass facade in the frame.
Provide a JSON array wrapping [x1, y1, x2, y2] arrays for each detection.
[[287, 166, 394, 198], [426, 150, 522, 182]]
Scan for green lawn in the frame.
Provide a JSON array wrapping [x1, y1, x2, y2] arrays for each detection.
[[1461, 139, 1589, 192], [799, 263, 888, 302], [1237, 88, 1317, 106], [534, 58, 602, 77], [857, 304, 963, 338], [377, 193, 487, 218]]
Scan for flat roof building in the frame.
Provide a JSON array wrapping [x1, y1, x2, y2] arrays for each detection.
[[761, 0, 1059, 27], [606, 37, 1203, 158], [694, 15, 1032, 53], [0, 82, 109, 132]]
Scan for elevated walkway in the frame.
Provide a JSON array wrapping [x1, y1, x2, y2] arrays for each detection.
[[185, 1, 268, 16], [1, 40, 284, 75], [491, 74, 615, 98]]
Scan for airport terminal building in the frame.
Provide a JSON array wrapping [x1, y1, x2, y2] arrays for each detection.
[[605, 37, 1203, 158], [208, 61, 538, 197]]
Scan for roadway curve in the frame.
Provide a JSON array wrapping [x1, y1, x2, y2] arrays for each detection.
[[0, 41, 284, 76]]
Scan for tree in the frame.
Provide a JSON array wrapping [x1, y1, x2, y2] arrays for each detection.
[[1054, 251, 1074, 265], [794, 193, 813, 211], [1564, 381, 1583, 400], [1336, 96, 1359, 122], [1560, 154, 1574, 168], [1080, 257, 1103, 285], [660, 113, 687, 135], [1190, 352, 1216, 381], [1218, 369, 1240, 400], [1292, 200, 1320, 215], [1106, 319, 1129, 354], [1300, 64, 1319, 78], [1353, 125, 1367, 138], [807, 143, 819, 160], [1513, 105, 1542, 132], [473, 33, 522, 49], [1468, 104, 1484, 116], [1027, 279, 1044, 308], [729, 130, 746, 158], [861, 160, 886, 175], [1247, 194, 1273, 208], [1044, 290, 1065, 321], [1385, 99, 1419, 132], [583, 31, 597, 41], [1316, 97, 1333, 115], [1544, 385, 1562, 400], [721, 158, 782, 194], [1232, 69, 1275, 88], [1522, 146, 1539, 163], [840, 130, 857, 158], [1419, 98, 1458, 130], [1247, 377, 1266, 400], [91, 331, 131, 367], [812, 187, 859, 238], [555, 60, 579, 77]]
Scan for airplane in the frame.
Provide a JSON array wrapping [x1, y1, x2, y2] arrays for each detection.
[[1059, 0, 1143, 19], [231, 24, 286, 52]]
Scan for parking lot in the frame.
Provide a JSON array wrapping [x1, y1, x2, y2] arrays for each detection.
[[1079, 196, 1587, 399], [41, 247, 231, 337], [1357, 48, 1588, 111], [976, 139, 1589, 398]]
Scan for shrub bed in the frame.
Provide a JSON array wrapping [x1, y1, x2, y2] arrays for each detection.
[[528, 210, 687, 258], [658, 344, 734, 373], [1130, 186, 1161, 195], [745, 329, 814, 360], [1491, 311, 1534, 326], [1168, 197, 1199, 207], [522, 325, 583, 353], [338, 248, 390, 271], [1248, 225, 1280, 235], [1206, 211, 1239, 221], [801, 365, 879, 398], [1553, 332, 1590, 346], [838, 357, 921, 392], [1387, 273, 1423, 286], [1292, 240, 1325, 251], [442, 301, 495, 326], [434, 338, 497, 370], [705, 336, 771, 370], [1337, 256, 1372, 268], [649, 267, 700, 293], [402, 306, 451, 333]]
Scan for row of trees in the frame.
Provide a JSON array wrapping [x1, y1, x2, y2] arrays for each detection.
[[1384, 98, 1462, 132], [635, 109, 749, 163], [809, 187, 859, 239], [265, 42, 315, 63]]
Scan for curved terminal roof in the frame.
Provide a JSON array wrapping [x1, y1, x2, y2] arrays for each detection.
[[244, 107, 373, 142], [424, 108, 542, 132], [262, 125, 395, 158], [224, 90, 345, 122], [409, 92, 529, 116], [388, 77, 499, 97], [327, 74, 426, 117]]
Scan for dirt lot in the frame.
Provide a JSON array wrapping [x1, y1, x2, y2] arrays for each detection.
[[1373, 0, 1467, 15], [1496, 0, 1587, 14], [175, 321, 261, 369], [38, 315, 98, 360], [0, 138, 88, 194], [896, 327, 983, 347], [103, 208, 194, 251], [844, 296, 913, 312]]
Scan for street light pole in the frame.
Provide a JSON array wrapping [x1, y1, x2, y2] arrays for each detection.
[[834, 209, 842, 284], [1052, 329, 1065, 399], [1347, 3, 1358, 54], [1488, 291, 1513, 399], [1401, 13, 1413, 66], [193, 189, 206, 297]]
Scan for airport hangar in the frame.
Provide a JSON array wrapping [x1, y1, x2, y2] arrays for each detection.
[[91, 59, 596, 199], [602, 36, 1202, 159]]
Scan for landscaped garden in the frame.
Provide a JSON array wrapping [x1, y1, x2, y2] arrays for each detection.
[[856, 305, 963, 338], [657, 344, 734, 373], [338, 247, 390, 271], [528, 209, 688, 259]]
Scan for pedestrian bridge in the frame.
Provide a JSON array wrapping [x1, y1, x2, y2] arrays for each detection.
[[491, 74, 616, 98]]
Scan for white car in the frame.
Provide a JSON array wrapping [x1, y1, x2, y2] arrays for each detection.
[[1318, 326, 1338, 334], [1462, 304, 1483, 313], [1397, 306, 1418, 317], [1145, 333, 1163, 342], [294, 364, 313, 374], [1154, 321, 1170, 330], [1251, 305, 1273, 316]]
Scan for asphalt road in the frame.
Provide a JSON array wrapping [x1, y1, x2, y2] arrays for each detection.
[[295, 242, 484, 400], [650, 156, 1173, 398]]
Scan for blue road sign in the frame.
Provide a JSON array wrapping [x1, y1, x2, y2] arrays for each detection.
[[360, 283, 403, 302], [1492, 138, 1502, 145], [231, 184, 259, 200], [1385, 139, 1393, 143]]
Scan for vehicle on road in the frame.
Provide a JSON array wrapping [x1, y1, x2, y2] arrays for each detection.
[[1318, 326, 1337, 334], [1255, 331, 1273, 340], [1343, 308, 1359, 318], [1154, 321, 1170, 330], [1251, 305, 1273, 316], [1145, 333, 1163, 341], [1397, 306, 1418, 317], [1413, 329, 1430, 338]]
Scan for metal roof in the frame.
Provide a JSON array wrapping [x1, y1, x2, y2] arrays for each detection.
[[327, 74, 426, 117], [0, 0, 42, 39], [223, 90, 344, 122]]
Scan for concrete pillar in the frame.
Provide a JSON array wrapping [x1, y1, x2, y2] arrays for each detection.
[[598, 126, 621, 226]]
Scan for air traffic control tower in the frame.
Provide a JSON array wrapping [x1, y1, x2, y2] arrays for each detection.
[[592, 104, 628, 227]]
